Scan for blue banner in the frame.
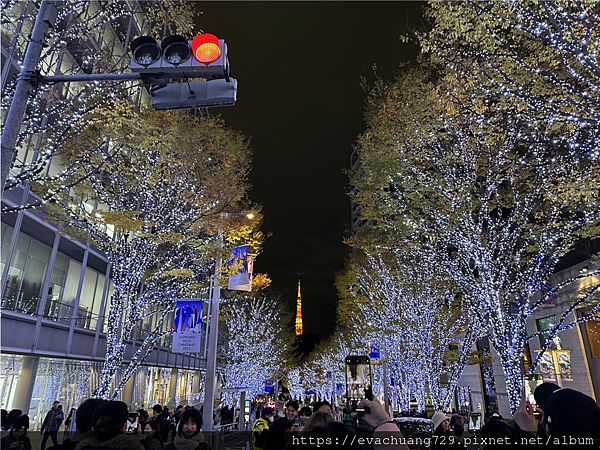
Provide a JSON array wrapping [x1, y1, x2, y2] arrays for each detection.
[[369, 342, 380, 359], [172, 300, 203, 353], [265, 379, 273, 393]]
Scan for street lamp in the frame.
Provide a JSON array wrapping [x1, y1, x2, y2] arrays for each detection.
[[202, 212, 255, 432]]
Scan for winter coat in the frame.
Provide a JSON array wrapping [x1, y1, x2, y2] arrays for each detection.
[[42, 407, 64, 432], [263, 418, 293, 450], [75, 434, 144, 450], [251, 418, 270, 450]]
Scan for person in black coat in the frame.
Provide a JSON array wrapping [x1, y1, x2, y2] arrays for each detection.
[[263, 401, 298, 450], [41, 402, 64, 450]]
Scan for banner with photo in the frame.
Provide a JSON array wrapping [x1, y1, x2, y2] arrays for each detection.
[[172, 299, 203, 353], [227, 245, 253, 291], [536, 350, 556, 381], [556, 350, 573, 381]]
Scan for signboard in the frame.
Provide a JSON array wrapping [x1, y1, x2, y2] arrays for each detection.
[[335, 383, 344, 396], [228, 245, 253, 291], [326, 371, 332, 380], [265, 379, 273, 393], [556, 350, 572, 381], [536, 350, 556, 381], [172, 299, 203, 353]]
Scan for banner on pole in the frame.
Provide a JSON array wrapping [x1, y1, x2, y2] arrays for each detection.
[[265, 380, 273, 393], [536, 350, 556, 381], [556, 350, 572, 381], [368, 342, 380, 359], [228, 245, 253, 291], [172, 299, 203, 353], [335, 383, 344, 396]]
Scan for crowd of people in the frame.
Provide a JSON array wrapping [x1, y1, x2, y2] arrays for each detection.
[[1, 383, 599, 450], [0, 402, 206, 450], [251, 384, 600, 450]]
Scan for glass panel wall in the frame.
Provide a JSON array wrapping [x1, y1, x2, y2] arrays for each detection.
[[29, 358, 104, 430], [0, 355, 22, 410], [1, 232, 51, 315], [75, 267, 105, 331], [0, 223, 14, 275]]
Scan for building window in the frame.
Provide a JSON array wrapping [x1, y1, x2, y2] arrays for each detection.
[[75, 267, 105, 331], [1, 231, 51, 316], [583, 313, 600, 359], [536, 316, 562, 349], [44, 255, 82, 324]]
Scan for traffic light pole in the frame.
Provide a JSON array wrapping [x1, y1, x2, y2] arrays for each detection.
[[0, 0, 57, 195]]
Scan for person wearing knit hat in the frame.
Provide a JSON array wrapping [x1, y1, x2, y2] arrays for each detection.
[[431, 411, 451, 431]]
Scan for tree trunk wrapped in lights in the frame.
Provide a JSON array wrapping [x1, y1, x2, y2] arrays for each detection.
[[222, 298, 282, 403], [46, 106, 253, 399]]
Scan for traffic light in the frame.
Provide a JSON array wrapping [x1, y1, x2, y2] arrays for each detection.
[[130, 33, 236, 110], [151, 79, 238, 111], [130, 33, 230, 80]]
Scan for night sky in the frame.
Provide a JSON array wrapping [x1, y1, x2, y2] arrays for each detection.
[[195, 2, 425, 337]]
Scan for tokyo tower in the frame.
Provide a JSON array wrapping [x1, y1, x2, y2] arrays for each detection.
[[295, 279, 303, 335]]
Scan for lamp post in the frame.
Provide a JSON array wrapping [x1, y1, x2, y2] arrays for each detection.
[[202, 212, 255, 432], [202, 229, 222, 432]]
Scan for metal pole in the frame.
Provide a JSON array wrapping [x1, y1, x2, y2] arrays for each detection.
[[238, 390, 246, 431], [1, 0, 57, 194], [202, 230, 222, 432], [39, 73, 143, 83], [382, 358, 391, 415]]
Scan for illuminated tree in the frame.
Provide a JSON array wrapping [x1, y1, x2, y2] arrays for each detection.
[[46, 105, 253, 399], [351, 64, 600, 412], [221, 294, 289, 404], [1, 0, 196, 209], [419, 1, 600, 157], [353, 248, 482, 411]]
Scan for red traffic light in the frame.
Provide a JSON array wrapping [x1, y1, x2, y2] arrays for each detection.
[[192, 33, 221, 64]]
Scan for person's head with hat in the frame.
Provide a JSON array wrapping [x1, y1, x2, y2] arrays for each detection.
[[432, 411, 452, 434], [544, 388, 600, 439], [91, 400, 130, 442], [260, 407, 275, 422], [533, 382, 560, 413]]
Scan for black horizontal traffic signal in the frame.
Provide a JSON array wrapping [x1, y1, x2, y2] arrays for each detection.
[[130, 33, 230, 81]]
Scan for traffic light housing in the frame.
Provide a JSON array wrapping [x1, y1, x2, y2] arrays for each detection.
[[130, 33, 230, 80], [130, 33, 236, 110], [151, 79, 238, 111]]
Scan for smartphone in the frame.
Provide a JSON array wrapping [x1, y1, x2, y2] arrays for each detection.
[[127, 412, 139, 434], [345, 355, 373, 412], [294, 417, 300, 425], [469, 412, 481, 431]]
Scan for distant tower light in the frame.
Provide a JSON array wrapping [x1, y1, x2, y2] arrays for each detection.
[[295, 279, 303, 335]]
